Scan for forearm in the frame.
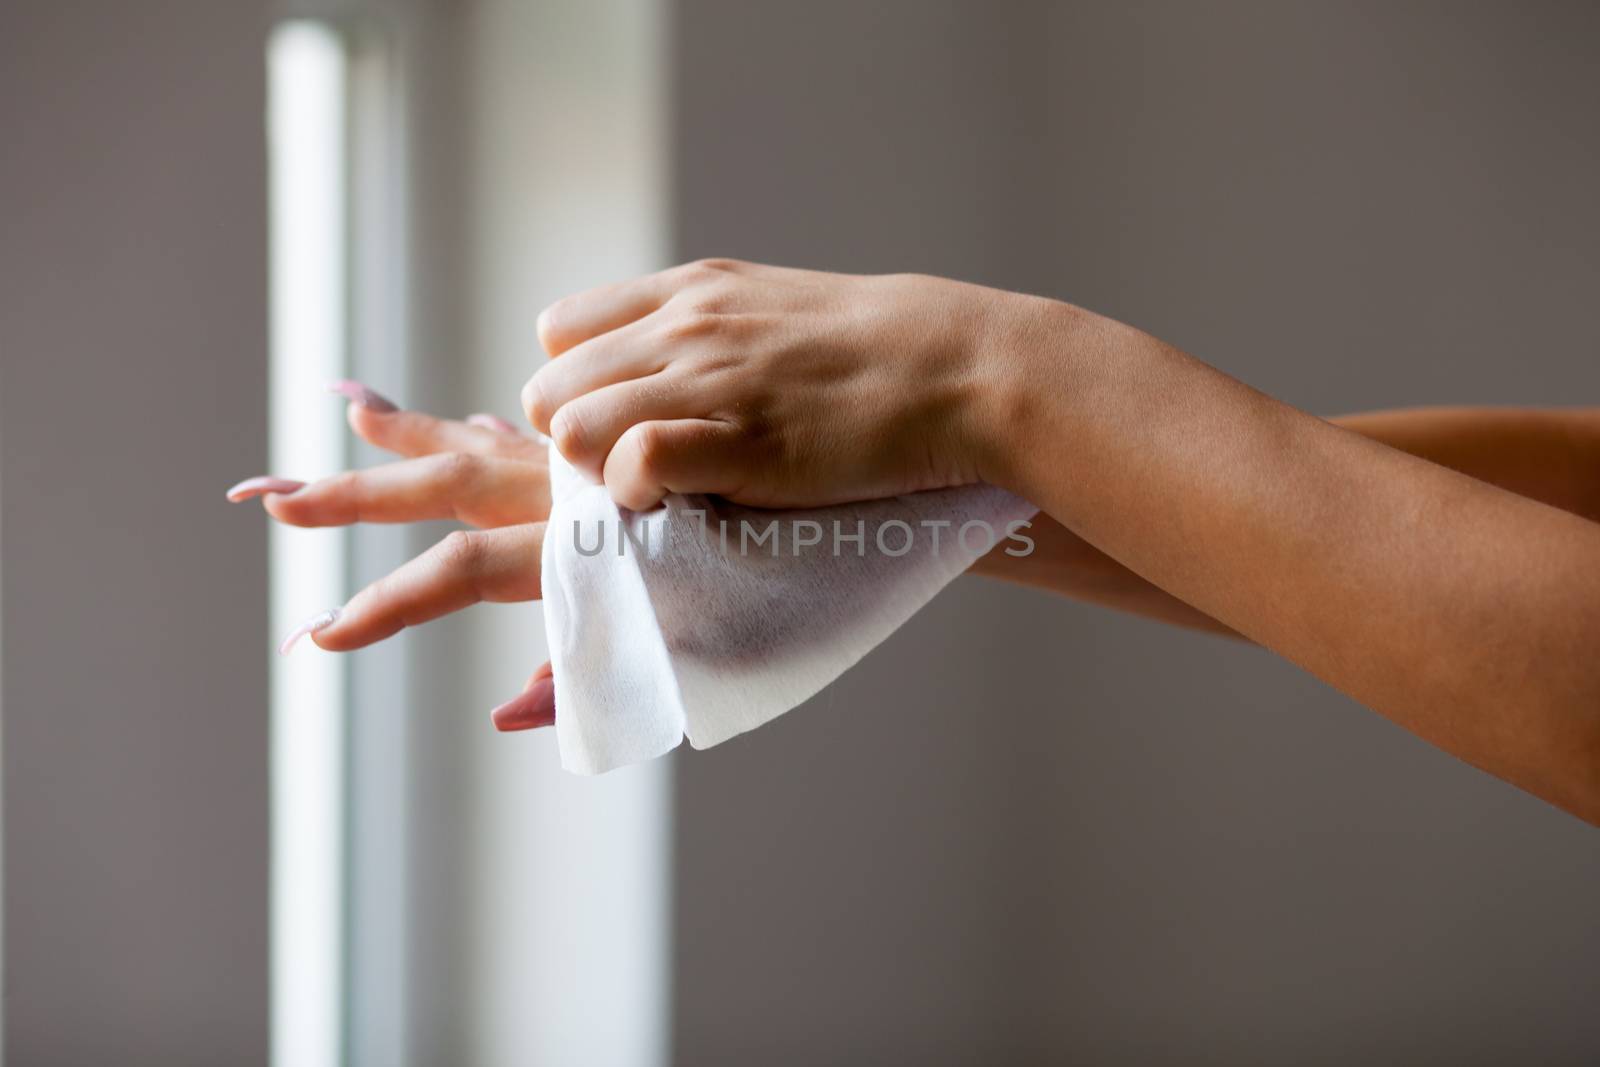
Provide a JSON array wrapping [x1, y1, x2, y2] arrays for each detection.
[[971, 512, 1239, 636], [975, 405, 1600, 634], [1335, 406, 1600, 521], [979, 298, 1600, 822]]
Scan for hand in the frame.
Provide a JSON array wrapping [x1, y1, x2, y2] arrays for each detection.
[[522, 259, 1034, 510], [226, 383, 555, 731]]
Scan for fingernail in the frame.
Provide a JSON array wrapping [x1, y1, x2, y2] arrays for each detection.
[[226, 476, 307, 502], [491, 679, 555, 732], [278, 607, 341, 656], [467, 413, 521, 435], [327, 379, 398, 413]]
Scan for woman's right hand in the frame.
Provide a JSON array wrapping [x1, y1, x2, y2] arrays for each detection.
[[226, 382, 556, 731]]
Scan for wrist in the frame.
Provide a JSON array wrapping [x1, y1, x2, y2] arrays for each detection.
[[963, 290, 1103, 501]]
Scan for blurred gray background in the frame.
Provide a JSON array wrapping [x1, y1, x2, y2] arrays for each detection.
[[3, 1, 1598, 1065], [671, 3, 1600, 1063]]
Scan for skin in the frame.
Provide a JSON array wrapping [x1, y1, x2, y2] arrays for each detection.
[[232, 260, 1600, 825], [229, 403, 558, 729]]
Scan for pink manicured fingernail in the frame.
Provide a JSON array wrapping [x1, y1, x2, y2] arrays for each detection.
[[491, 678, 555, 732], [327, 379, 398, 413], [467, 413, 522, 435], [226, 476, 307, 502], [278, 607, 341, 656]]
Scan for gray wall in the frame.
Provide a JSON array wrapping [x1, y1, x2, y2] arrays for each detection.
[[0, 2, 270, 1064], [4, 2, 1600, 1065], [670, 2, 1600, 1064]]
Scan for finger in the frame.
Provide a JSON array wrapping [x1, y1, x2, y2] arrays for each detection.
[[331, 380, 542, 461], [523, 313, 670, 435], [603, 419, 748, 511], [535, 258, 755, 356], [226, 476, 307, 502], [491, 661, 555, 731], [536, 268, 684, 358], [467, 413, 523, 435], [261, 453, 548, 529], [348, 404, 542, 461], [548, 374, 706, 484], [328, 379, 400, 413], [290, 523, 544, 653]]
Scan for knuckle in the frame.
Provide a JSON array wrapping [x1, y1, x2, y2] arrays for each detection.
[[606, 467, 654, 512], [694, 346, 746, 377], [536, 298, 570, 345], [629, 422, 666, 475], [674, 259, 714, 282], [434, 451, 482, 488], [674, 257, 738, 286], [661, 309, 723, 343], [549, 403, 588, 460], [436, 528, 486, 572], [326, 469, 360, 499], [522, 371, 555, 431]]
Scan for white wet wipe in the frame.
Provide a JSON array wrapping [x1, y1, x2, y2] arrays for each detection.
[[541, 442, 1038, 773]]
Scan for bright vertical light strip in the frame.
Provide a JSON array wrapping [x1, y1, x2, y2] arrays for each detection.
[[268, 22, 347, 1067]]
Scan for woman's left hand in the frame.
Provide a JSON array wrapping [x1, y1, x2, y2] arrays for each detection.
[[226, 384, 556, 732]]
